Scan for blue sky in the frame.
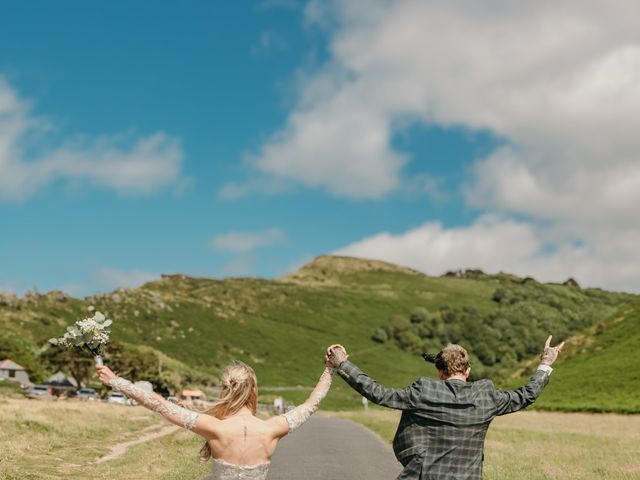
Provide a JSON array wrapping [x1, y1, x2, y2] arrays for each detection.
[[2, 1, 639, 294]]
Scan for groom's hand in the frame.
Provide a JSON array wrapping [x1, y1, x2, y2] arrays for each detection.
[[539, 335, 565, 366], [325, 344, 349, 369]]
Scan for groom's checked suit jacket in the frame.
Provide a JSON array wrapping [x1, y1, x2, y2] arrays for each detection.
[[336, 361, 550, 480]]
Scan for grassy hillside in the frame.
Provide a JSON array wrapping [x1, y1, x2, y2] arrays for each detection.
[[507, 302, 640, 413], [0, 256, 636, 411]]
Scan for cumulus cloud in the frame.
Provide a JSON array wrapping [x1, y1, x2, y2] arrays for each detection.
[[95, 267, 160, 290], [246, 0, 640, 214], [218, 177, 289, 199], [211, 228, 287, 254], [251, 0, 639, 211], [335, 216, 640, 292], [0, 77, 184, 202], [247, 0, 639, 291], [211, 228, 287, 276]]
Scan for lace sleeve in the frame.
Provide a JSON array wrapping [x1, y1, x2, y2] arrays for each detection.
[[283, 367, 334, 433], [108, 377, 199, 431]]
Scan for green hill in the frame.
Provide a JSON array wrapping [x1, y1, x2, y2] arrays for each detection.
[[0, 255, 637, 411], [506, 302, 640, 413]]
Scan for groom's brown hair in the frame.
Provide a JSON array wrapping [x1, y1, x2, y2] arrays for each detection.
[[435, 344, 470, 376]]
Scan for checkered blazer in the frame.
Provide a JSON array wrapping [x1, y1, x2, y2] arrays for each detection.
[[336, 361, 550, 480]]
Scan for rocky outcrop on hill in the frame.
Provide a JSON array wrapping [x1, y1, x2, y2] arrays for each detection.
[[0, 293, 19, 309], [282, 255, 423, 285]]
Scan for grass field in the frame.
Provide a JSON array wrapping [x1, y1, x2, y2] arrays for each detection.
[[3, 398, 638, 479], [329, 409, 640, 480], [0, 398, 210, 480]]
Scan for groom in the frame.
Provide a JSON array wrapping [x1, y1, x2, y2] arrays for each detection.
[[326, 336, 564, 480]]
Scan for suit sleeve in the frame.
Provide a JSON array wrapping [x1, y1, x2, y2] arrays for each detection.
[[336, 360, 420, 410], [492, 369, 550, 416]]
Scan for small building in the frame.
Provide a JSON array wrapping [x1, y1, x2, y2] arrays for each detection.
[[0, 359, 30, 385], [47, 371, 78, 391], [180, 389, 205, 406]]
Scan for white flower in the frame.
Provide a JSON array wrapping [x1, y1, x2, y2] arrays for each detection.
[[49, 311, 112, 353]]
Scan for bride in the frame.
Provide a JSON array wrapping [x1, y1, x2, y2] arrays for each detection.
[[96, 358, 335, 479]]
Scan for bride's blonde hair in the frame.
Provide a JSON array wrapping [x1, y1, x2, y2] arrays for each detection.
[[199, 361, 258, 462]]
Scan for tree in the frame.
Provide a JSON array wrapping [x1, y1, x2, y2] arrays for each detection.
[[40, 345, 94, 390]]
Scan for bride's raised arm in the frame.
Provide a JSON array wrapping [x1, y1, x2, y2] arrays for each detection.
[[269, 366, 335, 437], [96, 365, 217, 436]]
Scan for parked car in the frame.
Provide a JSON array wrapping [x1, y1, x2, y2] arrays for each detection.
[[76, 388, 98, 401], [106, 391, 128, 405], [26, 384, 53, 400]]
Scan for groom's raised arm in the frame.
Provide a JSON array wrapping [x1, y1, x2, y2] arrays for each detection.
[[336, 360, 421, 410], [493, 335, 564, 416], [326, 345, 420, 410]]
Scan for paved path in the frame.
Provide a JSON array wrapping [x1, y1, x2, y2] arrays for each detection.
[[268, 416, 401, 480]]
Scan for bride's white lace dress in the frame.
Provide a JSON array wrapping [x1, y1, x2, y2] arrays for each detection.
[[108, 368, 334, 480], [202, 458, 270, 480]]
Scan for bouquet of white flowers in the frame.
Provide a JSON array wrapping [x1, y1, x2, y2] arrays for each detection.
[[49, 311, 112, 365]]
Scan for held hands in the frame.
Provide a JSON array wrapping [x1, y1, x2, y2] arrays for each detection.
[[96, 364, 118, 387], [540, 335, 565, 366], [325, 344, 349, 369]]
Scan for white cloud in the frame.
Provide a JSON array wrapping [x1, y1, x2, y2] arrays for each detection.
[[0, 77, 184, 202], [335, 216, 640, 292], [246, 0, 640, 213], [212, 228, 288, 277], [252, 91, 407, 198], [211, 228, 287, 254], [220, 255, 256, 277], [246, 0, 640, 291], [95, 267, 159, 290], [218, 177, 290, 199]]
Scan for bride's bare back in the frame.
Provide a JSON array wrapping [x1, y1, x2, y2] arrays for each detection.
[[205, 410, 284, 465]]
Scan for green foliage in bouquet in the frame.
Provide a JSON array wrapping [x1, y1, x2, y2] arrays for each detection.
[[49, 311, 112, 358]]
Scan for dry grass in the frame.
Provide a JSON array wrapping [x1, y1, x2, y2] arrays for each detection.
[[0, 398, 209, 479], [4, 398, 639, 479], [327, 409, 640, 480]]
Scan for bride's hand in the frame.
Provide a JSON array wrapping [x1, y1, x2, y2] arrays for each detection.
[[96, 365, 117, 386], [325, 344, 348, 368]]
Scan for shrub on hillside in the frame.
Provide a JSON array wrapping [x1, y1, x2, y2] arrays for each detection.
[[374, 278, 623, 377], [410, 307, 430, 324], [371, 328, 388, 343]]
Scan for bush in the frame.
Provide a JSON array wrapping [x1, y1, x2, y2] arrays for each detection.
[[371, 328, 388, 344], [389, 315, 412, 333], [410, 308, 430, 324], [396, 331, 422, 352]]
